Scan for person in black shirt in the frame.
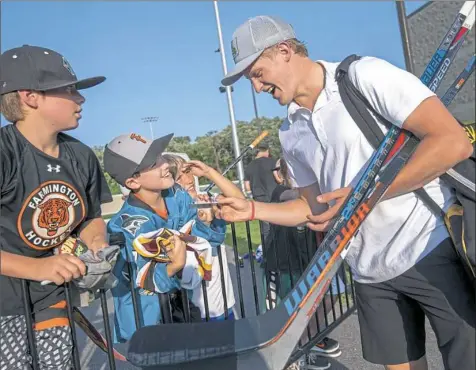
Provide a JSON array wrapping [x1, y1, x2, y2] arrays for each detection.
[[0, 45, 112, 370], [244, 142, 278, 203], [244, 142, 277, 243]]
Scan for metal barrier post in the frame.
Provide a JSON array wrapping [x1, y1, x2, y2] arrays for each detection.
[[20, 280, 40, 370], [245, 221, 260, 315], [64, 283, 81, 370], [99, 289, 117, 370], [230, 223, 246, 318]]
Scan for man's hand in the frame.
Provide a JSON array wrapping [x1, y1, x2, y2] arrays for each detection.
[[34, 254, 87, 285], [306, 187, 351, 231], [166, 235, 187, 277], [215, 196, 253, 223], [183, 160, 211, 178]]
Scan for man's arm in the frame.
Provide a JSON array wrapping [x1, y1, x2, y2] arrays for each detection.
[[244, 180, 251, 193], [79, 218, 109, 253], [217, 182, 326, 227], [349, 57, 473, 200], [383, 96, 472, 200]]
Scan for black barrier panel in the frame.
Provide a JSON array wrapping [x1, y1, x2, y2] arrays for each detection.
[[14, 220, 356, 369]]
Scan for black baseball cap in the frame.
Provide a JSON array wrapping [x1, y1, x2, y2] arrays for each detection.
[[104, 133, 174, 186], [0, 45, 105, 95]]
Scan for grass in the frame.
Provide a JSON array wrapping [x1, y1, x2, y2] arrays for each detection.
[[224, 220, 262, 256]]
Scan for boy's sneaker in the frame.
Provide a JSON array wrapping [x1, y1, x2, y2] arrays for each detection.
[[310, 337, 341, 358], [285, 354, 307, 370], [306, 353, 331, 370]]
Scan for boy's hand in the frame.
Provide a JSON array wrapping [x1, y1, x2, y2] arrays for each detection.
[[166, 235, 187, 277], [198, 209, 214, 224], [35, 254, 86, 285]]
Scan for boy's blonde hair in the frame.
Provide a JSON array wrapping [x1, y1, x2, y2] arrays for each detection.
[[163, 154, 186, 181], [0, 92, 26, 123]]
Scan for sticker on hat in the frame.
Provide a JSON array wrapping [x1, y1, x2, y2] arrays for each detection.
[[231, 37, 239, 62], [130, 133, 147, 143], [62, 57, 76, 77]]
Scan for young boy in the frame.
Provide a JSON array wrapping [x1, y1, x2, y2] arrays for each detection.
[[0, 45, 112, 370], [103, 133, 227, 343], [165, 154, 238, 321]]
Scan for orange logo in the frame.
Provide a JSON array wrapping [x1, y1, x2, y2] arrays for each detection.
[[130, 133, 146, 143], [17, 181, 86, 250]]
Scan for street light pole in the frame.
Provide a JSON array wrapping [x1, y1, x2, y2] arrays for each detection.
[[213, 1, 245, 192], [141, 116, 158, 139], [395, 0, 415, 74]]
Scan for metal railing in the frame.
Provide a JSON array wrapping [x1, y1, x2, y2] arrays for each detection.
[[13, 220, 356, 370]]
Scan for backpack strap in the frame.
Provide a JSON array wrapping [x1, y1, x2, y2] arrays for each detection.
[[336, 55, 446, 219]]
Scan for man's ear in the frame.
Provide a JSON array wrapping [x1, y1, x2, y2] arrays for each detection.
[[17, 90, 43, 109], [276, 42, 292, 62], [124, 177, 141, 192]]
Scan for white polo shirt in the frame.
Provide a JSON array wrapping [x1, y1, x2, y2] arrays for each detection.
[[279, 56, 455, 284]]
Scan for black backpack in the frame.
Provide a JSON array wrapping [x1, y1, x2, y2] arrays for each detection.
[[335, 54, 476, 284]]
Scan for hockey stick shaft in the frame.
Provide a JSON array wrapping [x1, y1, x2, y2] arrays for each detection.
[[203, 131, 269, 193], [421, 1, 474, 86], [428, 4, 475, 92], [440, 54, 476, 106]]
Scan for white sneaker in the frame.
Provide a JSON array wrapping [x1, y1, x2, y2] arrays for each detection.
[[285, 355, 307, 370]]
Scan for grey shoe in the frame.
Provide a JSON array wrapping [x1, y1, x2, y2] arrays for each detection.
[[306, 353, 331, 370]]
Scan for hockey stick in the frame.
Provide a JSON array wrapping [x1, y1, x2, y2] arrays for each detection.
[[421, 1, 474, 87], [203, 130, 269, 194], [428, 3, 475, 92], [127, 4, 472, 368], [440, 54, 475, 107], [127, 128, 412, 369], [73, 307, 127, 362]]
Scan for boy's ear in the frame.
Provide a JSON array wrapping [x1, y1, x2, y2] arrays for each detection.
[[124, 177, 140, 192], [17, 90, 43, 109]]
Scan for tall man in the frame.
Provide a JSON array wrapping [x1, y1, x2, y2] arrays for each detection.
[[215, 15, 475, 370]]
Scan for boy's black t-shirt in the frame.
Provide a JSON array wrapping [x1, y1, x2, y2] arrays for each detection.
[[0, 124, 112, 316]]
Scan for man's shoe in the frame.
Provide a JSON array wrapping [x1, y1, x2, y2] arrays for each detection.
[[310, 337, 341, 358], [305, 353, 331, 370]]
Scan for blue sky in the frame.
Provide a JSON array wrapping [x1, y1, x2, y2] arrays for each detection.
[[1, 1, 426, 147]]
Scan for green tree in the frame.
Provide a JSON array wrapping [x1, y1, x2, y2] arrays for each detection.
[[90, 116, 286, 194], [92, 146, 121, 195]]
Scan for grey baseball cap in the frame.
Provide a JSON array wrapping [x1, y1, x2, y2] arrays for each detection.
[[0, 45, 105, 95], [221, 15, 296, 86], [104, 133, 174, 186]]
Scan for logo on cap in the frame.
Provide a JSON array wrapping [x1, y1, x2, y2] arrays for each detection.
[[130, 133, 146, 143], [62, 57, 76, 77], [231, 38, 239, 62]]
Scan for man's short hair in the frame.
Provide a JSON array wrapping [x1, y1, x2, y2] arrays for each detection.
[[263, 38, 309, 58], [257, 142, 269, 151]]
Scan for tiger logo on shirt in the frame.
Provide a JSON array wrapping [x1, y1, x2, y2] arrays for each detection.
[[18, 181, 86, 250]]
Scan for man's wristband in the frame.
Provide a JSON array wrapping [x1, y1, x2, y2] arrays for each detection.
[[249, 200, 256, 221]]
